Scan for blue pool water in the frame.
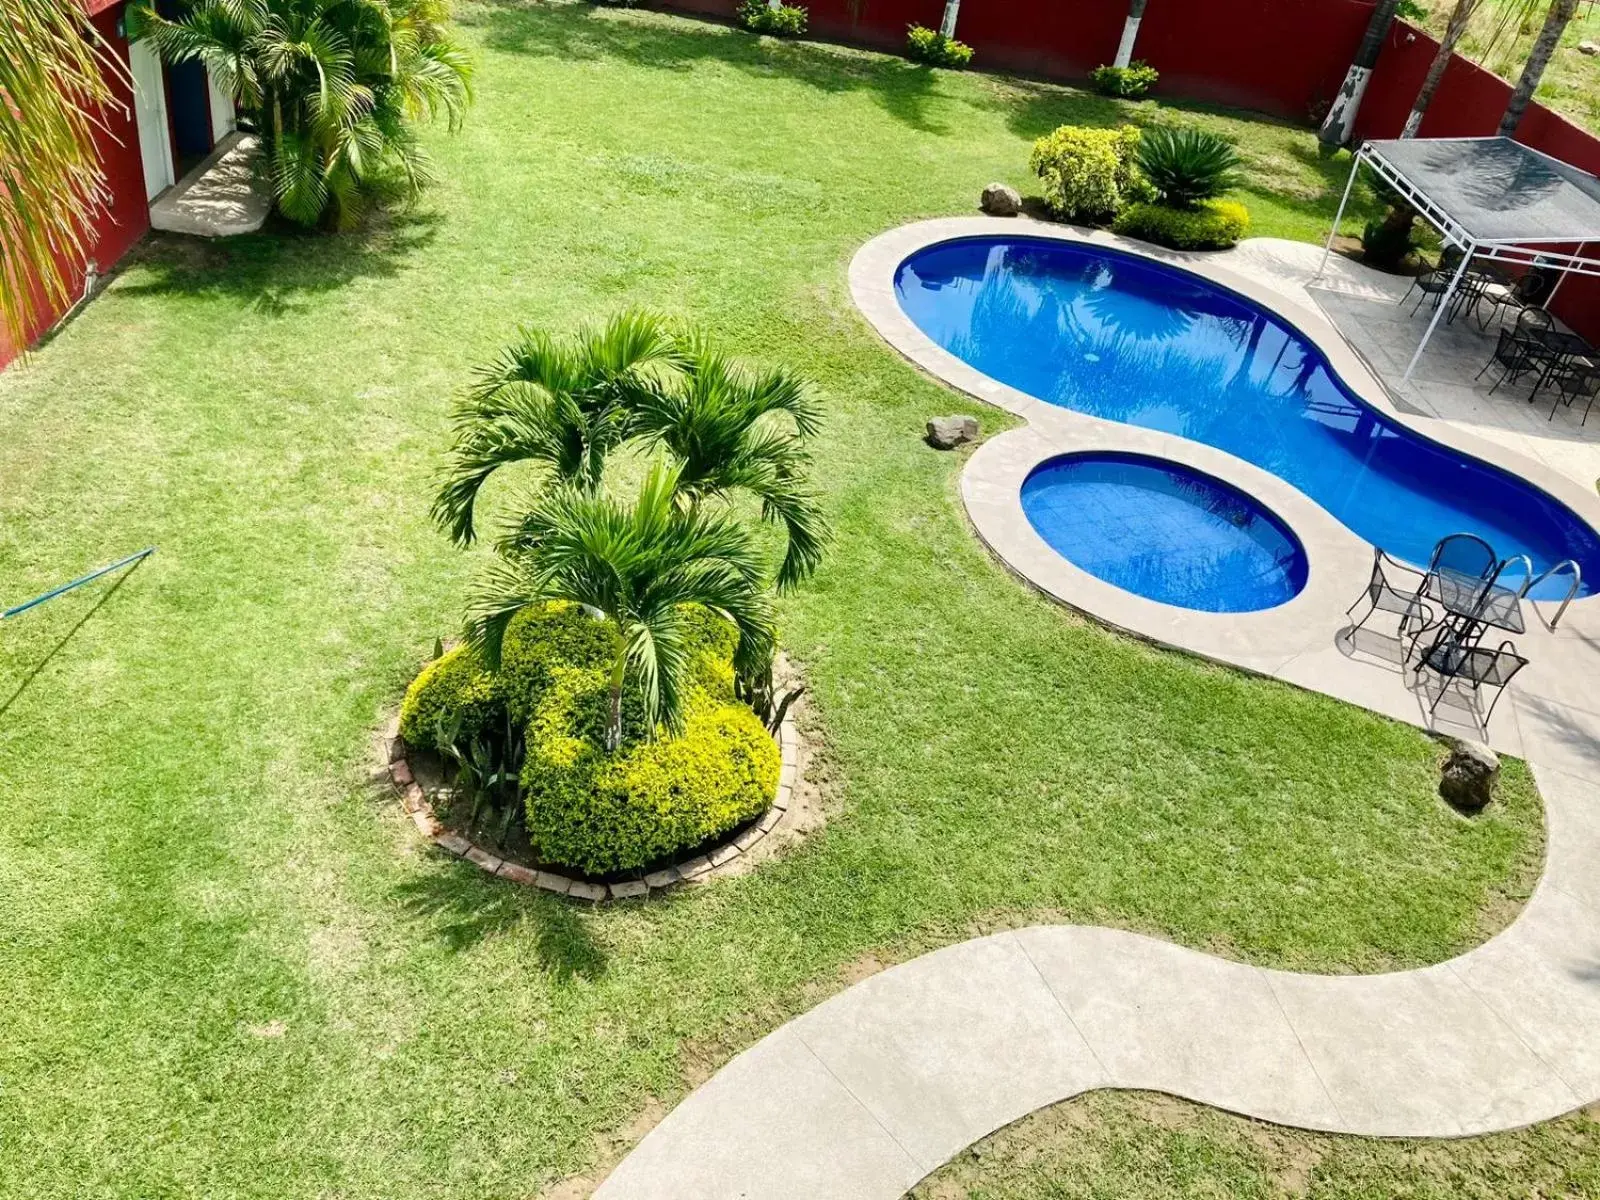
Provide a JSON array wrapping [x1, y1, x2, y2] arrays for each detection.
[[1023, 453, 1308, 612], [896, 237, 1600, 599]]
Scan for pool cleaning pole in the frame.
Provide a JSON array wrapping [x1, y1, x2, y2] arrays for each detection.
[[1, 548, 156, 621]]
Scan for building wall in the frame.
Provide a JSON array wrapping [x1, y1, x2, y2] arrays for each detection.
[[0, 1, 150, 368]]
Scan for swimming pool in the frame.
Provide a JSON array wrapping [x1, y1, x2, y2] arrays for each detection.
[[1022, 453, 1309, 612], [896, 236, 1600, 600]]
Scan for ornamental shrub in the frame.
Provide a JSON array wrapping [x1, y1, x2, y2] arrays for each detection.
[[519, 617, 779, 874], [399, 646, 501, 750], [1029, 124, 1150, 224], [1090, 61, 1159, 98], [498, 601, 621, 722], [906, 24, 974, 68], [1135, 125, 1242, 209], [1112, 199, 1251, 251], [738, 0, 807, 35]]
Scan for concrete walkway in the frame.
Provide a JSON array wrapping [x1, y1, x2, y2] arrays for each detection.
[[150, 132, 270, 238], [592, 228, 1600, 1198]]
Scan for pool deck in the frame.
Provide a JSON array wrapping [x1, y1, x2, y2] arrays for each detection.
[[588, 220, 1600, 1200]]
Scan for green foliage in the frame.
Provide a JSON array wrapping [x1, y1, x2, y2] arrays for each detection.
[[130, 0, 472, 228], [1113, 199, 1251, 250], [1135, 125, 1243, 209], [1362, 206, 1420, 269], [738, 0, 808, 36], [498, 601, 622, 722], [520, 663, 780, 875], [398, 645, 501, 749], [906, 25, 974, 68], [1029, 124, 1150, 223], [1090, 60, 1159, 98]]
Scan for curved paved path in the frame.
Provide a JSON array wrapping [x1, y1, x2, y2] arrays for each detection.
[[594, 227, 1600, 1198]]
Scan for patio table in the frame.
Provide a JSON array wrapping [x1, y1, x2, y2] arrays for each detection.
[[1423, 568, 1526, 636]]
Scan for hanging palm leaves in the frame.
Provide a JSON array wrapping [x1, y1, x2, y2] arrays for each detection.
[[0, 0, 126, 353], [130, 0, 473, 228]]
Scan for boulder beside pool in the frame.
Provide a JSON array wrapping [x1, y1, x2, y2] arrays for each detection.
[[980, 183, 1021, 216], [927, 415, 980, 448]]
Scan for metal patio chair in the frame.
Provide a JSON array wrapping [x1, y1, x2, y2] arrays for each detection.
[[1476, 327, 1546, 395], [1417, 632, 1529, 724], [1346, 548, 1436, 641]]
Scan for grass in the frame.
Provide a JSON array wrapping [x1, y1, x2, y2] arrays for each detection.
[[913, 1091, 1600, 1199], [1414, 0, 1600, 136], [0, 4, 1557, 1196]]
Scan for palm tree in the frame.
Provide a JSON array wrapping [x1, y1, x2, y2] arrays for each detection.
[[1499, 0, 1579, 135], [1402, 0, 1487, 137], [1319, 0, 1404, 149], [130, 0, 472, 227], [466, 462, 778, 751], [432, 311, 681, 546], [0, 0, 125, 354], [629, 340, 827, 591], [1113, 0, 1149, 69], [939, 0, 962, 39]]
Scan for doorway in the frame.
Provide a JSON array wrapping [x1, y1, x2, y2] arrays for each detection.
[[165, 58, 214, 177], [127, 41, 174, 200]]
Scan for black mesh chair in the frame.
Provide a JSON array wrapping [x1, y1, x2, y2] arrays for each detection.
[[1400, 267, 1456, 317], [1347, 548, 1435, 640], [1418, 634, 1529, 723], [1515, 306, 1555, 340], [1543, 358, 1600, 425], [1476, 327, 1545, 395], [1474, 270, 1549, 331]]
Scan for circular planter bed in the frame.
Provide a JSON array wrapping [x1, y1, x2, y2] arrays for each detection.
[[380, 697, 802, 902]]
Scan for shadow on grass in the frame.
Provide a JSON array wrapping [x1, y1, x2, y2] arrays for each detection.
[[0, 561, 145, 726], [465, 0, 948, 132], [113, 209, 442, 317], [393, 863, 609, 979]]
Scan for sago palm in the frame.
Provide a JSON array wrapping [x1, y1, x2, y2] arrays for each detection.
[[631, 339, 827, 590], [0, 0, 125, 353], [465, 462, 778, 752], [433, 311, 681, 545], [131, 0, 472, 227]]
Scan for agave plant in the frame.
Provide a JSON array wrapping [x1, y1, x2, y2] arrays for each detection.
[[1135, 126, 1242, 210], [0, 0, 126, 352], [130, 0, 473, 228], [433, 311, 680, 545], [465, 462, 778, 751]]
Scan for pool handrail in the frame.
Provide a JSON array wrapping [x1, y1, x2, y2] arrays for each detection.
[[1524, 558, 1583, 629]]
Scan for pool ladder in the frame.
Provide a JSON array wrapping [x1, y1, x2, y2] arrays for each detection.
[[1493, 555, 1583, 629]]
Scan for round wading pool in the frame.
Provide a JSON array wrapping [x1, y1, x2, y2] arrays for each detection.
[[1021, 453, 1309, 613]]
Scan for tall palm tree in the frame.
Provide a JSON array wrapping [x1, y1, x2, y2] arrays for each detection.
[[1499, 0, 1579, 135], [466, 462, 778, 751], [1319, 0, 1404, 149], [629, 340, 827, 591], [131, 0, 472, 227], [1113, 0, 1149, 69], [432, 311, 681, 545], [1402, 0, 1487, 137], [0, 0, 125, 354], [939, 0, 962, 39]]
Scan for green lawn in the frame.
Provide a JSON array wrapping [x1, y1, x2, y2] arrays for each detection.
[[0, 4, 1557, 1196], [914, 1091, 1600, 1199]]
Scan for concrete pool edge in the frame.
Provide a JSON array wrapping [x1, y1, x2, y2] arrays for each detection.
[[850, 216, 1600, 753]]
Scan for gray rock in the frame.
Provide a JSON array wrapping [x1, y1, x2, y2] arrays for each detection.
[[926, 415, 980, 449], [1578, 39, 1597, 56], [980, 182, 1022, 217], [1439, 739, 1500, 813]]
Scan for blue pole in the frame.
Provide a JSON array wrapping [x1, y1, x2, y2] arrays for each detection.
[[1, 548, 156, 620]]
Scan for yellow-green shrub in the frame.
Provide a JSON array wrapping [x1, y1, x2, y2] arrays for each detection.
[[1113, 199, 1250, 250], [499, 601, 621, 722], [1029, 124, 1150, 224], [521, 680, 780, 875], [398, 646, 501, 749]]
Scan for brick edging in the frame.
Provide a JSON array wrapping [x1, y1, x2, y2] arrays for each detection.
[[382, 708, 801, 902]]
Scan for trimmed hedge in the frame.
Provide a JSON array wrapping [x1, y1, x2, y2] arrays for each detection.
[[398, 646, 501, 750], [1090, 61, 1158, 99], [738, 0, 807, 35], [400, 601, 780, 875], [520, 676, 780, 875], [1113, 199, 1251, 251], [906, 25, 973, 68], [1029, 124, 1150, 224]]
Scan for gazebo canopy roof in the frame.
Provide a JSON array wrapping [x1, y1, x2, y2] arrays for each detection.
[[1362, 136, 1600, 248]]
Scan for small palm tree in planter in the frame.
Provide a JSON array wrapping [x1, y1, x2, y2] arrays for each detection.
[[465, 462, 778, 754], [405, 314, 824, 878]]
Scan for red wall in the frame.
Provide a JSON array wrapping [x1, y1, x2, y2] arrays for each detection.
[[1, 1, 150, 368]]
